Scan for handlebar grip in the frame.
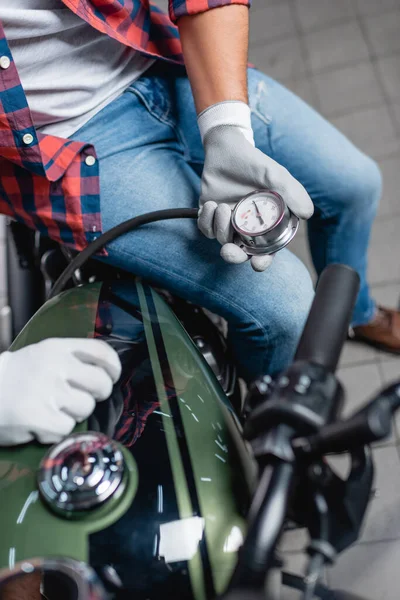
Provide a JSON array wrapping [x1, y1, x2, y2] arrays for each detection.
[[294, 264, 360, 373]]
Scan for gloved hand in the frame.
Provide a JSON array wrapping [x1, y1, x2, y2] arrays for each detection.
[[198, 101, 314, 271], [0, 338, 122, 446]]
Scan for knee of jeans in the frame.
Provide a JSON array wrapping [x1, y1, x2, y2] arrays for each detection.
[[259, 254, 315, 349], [331, 154, 382, 218]]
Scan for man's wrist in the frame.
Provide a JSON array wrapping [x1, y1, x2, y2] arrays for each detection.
[[197, 101, 255, 146]]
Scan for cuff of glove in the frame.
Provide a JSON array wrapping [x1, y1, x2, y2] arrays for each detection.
[[197, 101, 255, 146]]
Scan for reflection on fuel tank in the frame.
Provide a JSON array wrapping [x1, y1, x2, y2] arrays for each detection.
[[89, 283, 194, 448]]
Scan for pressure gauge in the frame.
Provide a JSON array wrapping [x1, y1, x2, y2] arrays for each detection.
[[232, 190, 299, 255]]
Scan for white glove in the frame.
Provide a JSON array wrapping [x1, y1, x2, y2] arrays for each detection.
[[198, 101, 314, 271], [0, 338, 122, 446]]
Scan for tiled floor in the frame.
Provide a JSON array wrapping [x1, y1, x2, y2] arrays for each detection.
[[248, 0, 400, 597], [1, 0, 400, 597]]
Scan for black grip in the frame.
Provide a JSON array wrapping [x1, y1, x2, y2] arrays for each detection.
[[294, 264, 360, 372]]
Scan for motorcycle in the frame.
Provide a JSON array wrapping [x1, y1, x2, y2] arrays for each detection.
[[0, 203, 398, 600]]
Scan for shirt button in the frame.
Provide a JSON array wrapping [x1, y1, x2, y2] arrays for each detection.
[[22, 133, 34, 145], [85, 155, 96, 167], [0, 56, 10, 70]]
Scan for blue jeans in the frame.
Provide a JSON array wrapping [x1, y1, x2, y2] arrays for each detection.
[[71, 63, 382, 382]]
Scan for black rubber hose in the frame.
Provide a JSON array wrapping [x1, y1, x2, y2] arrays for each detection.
[[48, 208, 198, 299]]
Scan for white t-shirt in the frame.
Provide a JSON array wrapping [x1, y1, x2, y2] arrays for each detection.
[[0, 0, 154, 138]]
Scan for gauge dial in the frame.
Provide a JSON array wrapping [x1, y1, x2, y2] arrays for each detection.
[[231, 190, 298, 256], [233, 191, 283, 235]]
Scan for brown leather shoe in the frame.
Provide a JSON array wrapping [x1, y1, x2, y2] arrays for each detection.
[[350, 306, 400, 354]]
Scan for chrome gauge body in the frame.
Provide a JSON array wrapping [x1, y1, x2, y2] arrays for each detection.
[[232, 190, 299, 255]]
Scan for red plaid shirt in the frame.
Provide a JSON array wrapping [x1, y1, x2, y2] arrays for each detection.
[[0, 0, 249, 251]]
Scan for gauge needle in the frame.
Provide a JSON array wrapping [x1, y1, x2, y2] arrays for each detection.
[[253, 200, 265, 225]]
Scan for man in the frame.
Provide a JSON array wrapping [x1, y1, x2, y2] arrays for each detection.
[[0, 338, 121, 445], [0, 0, 397, 386]]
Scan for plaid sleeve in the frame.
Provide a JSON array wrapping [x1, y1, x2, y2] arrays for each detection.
[[169, 0, 250, 23]]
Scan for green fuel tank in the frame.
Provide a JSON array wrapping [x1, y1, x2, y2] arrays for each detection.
[[0, 280, 256, 600]]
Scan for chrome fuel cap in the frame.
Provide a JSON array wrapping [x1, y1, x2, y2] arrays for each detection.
[[38, 431, 127, 516]]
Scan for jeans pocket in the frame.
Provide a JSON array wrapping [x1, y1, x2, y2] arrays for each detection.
[[125, 74, 176, 129]]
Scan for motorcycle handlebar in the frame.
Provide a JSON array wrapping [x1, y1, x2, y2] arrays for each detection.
[[294, 264, 360, 373], [225, 265, 361, 598]]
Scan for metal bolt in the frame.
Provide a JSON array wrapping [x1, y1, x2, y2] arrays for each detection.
[[279, 376, 289, 388]]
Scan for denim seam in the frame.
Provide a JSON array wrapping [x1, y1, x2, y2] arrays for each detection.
[[109, 244, 271, 341], [125, 85, 192, 161], [125, 85, 173, 129], [250, 79, 274, 156]]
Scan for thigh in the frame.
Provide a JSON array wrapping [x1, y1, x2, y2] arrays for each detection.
[[98, 133, 310, 337], [248, 69, 378, 215], [71, 76, 312, 335]]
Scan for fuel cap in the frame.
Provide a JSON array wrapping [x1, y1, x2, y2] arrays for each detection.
[[38, 431, 127, 516]]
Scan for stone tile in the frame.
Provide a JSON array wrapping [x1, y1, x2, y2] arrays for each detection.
[[377, 154, 400, 218], [355, 0, 400, 17], [249, 37, 306, 82], [337, 363, 383, 418], [368, 217, 400, 284], [305, 21, 370, 73], [331, 105, 400, 160], [339, 340, 378, 368], [327, 540, 400, 598], [380, 359, 400, 384], [313, 61, 384, 117], [361, 446, 400, 542], [376, 54, 400, 100], [250, 1, 296, 45], [293, 0, 356, 33], [363, 10, 400, 57], [282, 76, 319, 108], [370, 282, 400, 310]]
